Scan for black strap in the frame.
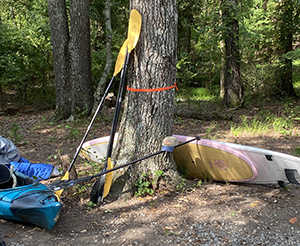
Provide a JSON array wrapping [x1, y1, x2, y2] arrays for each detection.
[[285, 169, 300, 185]]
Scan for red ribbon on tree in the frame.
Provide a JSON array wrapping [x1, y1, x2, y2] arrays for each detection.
[[127, 82, 178, 92]]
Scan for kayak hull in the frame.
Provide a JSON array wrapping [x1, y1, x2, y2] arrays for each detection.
[[0, 182, 62, 229], [172, 135, 257, 182], [81, 134, 300, 186], [81, 134, 257, 182]]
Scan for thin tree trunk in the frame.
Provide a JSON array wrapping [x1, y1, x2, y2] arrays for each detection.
[[9, 6, 17, 26], [110, 1, 180, 199], [0, 85, 4, 111], [222, 0, 244, 108], [277, 0, 296, 97], [92, 0, 113, 114], [220, 39, 225, 98]]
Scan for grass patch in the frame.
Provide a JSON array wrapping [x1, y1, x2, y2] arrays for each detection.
[[175, 87, 219, 102], [230, 110, 294, 137], [293, 147, 300, 157], [204, 122, 219, 139]]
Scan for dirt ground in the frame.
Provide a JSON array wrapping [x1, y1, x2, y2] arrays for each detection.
[[1, 102, 300, 246]]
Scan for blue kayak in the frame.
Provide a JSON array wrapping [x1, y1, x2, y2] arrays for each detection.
[[0, 173, 62, 229]]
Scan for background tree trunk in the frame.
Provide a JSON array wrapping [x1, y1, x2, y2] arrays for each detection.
[[220, 39, 225, 98], [110, 0, 180, 199], [47, 0, 72, 120], [92, 0, 112, 114], [70, 0, 94, 118], [222, 0, 244, 108], [276, 0, 297, 97]]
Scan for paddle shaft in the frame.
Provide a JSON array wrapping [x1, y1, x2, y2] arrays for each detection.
[[100, 136, 199, 176], [91, 48, 130, 202], [63, 38, 129, 176], [103, 9, 142, 169], [67, 76, 115, 173], [49, 137, 199, 191], [104, 49, 130, 162], [90, 9, 142, 202]]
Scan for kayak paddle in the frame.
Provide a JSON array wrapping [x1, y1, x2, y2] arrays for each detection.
[[48, 136, 200, 192], [54, 38, 129, 197], [90, 9, 142, 203]]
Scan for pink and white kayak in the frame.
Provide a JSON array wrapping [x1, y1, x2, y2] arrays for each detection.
[[81, 134, 300, 186]]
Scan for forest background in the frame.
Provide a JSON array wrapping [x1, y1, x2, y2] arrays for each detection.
[[0, 0, 299, 115]]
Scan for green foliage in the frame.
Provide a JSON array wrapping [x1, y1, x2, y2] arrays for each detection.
[[134, 170, 165, 197], [283, 49, 300, 61], [193, 180, 202, 188], [177, 0, 300, 100], [0, 0, 54, 106], [85, 159, 105, 175], [176, 178, 186, 191], [8, 121, 24, 144], [177, 0, 222, 89], [1, 0, 299, 110], [134, 172, 154, 197], [293, 147, 300, 157], [90, 0, 129, 88], [204, 123, 219, 139], [86, 201, 97, 210]]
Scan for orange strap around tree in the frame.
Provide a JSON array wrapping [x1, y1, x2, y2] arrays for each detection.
[[127, 82, 178, 92]]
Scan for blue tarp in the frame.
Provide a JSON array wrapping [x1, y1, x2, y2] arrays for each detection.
[[1, 136, 54, 180], [8, 158, 54, 181]]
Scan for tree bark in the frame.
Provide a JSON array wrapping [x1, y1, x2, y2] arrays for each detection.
[[48, 0, 94, 120], [222, 0, 244, 108], [277, 0, 297, 97], [47, 0, 72, 120], [70, 0, 94, 118], [110, 1, 180, 199], [219, 39, 225, 98], [92, 0, 113, 114]]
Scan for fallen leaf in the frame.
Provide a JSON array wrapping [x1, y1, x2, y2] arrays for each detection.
[[5, 233, 15, 238], [250, 201, 261, 207], [164, 226, 177, 236], [164, 226, 176, 230], [173, 204, 183, 208], [165, 229, 171, 236], [179, 198, 189, 202], [289, 218, 297, 224]]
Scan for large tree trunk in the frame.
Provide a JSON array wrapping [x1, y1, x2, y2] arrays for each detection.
[[69, 0, 94, 118], [110, 1, 180, 199], [222, 0, 244, 108], [47, 0, 72, 120]]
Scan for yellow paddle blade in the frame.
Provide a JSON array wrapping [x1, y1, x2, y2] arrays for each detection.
[[103, 157, 113, 198], [127, 9, 142, 53], [113, 39, 128, 76], [54, 171, 69, 197]]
